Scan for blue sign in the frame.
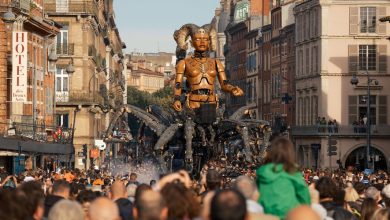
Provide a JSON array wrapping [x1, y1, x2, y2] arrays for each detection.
[[13, 156, 25, 175]]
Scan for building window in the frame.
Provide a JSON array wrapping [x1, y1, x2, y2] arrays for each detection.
[[298, 97, 303, 125], [305, 48, 310, 75], [379, 96, 387, 125], [56, 0, 69, 13], [297, 50, 303, 76], [56, 114, 69, 128], [312, 96, 318, 125], [306, 12, 310, 40], [348, 95, 387, 125], [312, 46, 318, 74], [360, 7, 376, 33], [56, 27, 68, 55], [268, 81, 271, 103], [312, 9, 317, 37], [359, 45, 376, 71], [56, 68, 69, 92], [304, 97, 310, 125]]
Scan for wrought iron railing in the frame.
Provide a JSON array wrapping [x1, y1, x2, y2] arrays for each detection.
[[0, 0, 29, 11], [56, 91, 104, 104], [1, 122, 74, 144], [56, 43, 74, 56], [291, 125, 390, 137], [43, 0, 99, 16]]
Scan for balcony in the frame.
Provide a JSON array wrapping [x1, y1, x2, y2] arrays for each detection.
[[2, 122, 73, 144], [56, 91, 69, 102], [291, 125, 390, 137], [0, 0, 30, 11], [44, 0, 98, 17], [57, 43, 74, 56], [56, 91, 104, 105]]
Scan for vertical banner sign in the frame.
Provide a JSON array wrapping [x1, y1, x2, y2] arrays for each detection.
[[12, 32, 28, 102]]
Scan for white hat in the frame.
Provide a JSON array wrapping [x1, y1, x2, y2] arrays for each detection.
[[24, 176, 35, 182], [313, 176, 319, 180]]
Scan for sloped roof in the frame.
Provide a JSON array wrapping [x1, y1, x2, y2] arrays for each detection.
[[133, 67, 164, 77]]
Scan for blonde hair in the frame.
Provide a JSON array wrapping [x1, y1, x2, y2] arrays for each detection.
[[345, 186, 359, 202]]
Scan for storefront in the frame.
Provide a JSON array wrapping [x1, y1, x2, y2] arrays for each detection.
[[0, 137, 73, 174]]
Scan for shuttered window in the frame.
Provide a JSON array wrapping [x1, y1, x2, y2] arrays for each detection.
[[378, 45, 387, 74], [360, 7, 376, 33], [378, 7, 387, 35], [348, 96, 358, 124], [350, 7, 359, 35], [348, 45, 358, 74], [359, 45, 377, 71], [298, 97, 303, 125], [379, 96, 387, 125]]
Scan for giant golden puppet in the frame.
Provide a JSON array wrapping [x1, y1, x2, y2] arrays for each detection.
[[173, 24, 243, 112]]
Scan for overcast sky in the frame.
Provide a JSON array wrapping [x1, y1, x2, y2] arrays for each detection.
[[113, 0, 219, 54]]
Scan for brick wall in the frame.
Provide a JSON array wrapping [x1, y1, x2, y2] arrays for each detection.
[[0, 21, 8, 132]]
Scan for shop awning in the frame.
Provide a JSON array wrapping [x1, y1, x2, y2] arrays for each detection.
[[0, 136, 73, 155]]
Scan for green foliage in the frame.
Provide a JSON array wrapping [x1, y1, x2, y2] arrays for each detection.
[[127, 86, 173, 110]]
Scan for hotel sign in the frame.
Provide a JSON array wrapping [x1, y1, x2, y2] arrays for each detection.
[[12, 32, 28, 102]]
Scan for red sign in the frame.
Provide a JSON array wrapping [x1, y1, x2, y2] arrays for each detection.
[[90, 149, 100, 159]]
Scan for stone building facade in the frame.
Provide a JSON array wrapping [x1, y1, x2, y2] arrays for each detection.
[[0, 0, 70, 173], [225, 21, 248, 115], [245, 29, 259, 118], [267, 1, 296, 133], [128, 52, 175, 78], [127, 62, 165, 93], [44, 0, 126, 169], [259, 24, 273, 122], [224, 0, 271, 116], [292, 0, 390, 171]]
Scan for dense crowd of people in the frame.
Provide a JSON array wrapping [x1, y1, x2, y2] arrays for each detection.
[[1, 137, 390, 220]]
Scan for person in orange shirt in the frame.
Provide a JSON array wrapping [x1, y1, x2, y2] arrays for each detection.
[[93, 176, 104, 186], [54, 173, 62, 181], [64, 170, 75, 183]]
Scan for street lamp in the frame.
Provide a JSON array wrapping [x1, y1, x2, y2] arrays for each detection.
[[48, 47, 58, 63], [2, 8, 16, 23], [350, 69, 379, 170], [380, 16, 390, 41], [66, 58, 75, 74]]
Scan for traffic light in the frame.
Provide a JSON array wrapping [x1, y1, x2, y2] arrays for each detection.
[[328, 136, 337, 156], [82, 144, 88, 157]]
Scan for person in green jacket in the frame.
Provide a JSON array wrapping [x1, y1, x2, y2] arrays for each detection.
[[256, 137, 311, 219]]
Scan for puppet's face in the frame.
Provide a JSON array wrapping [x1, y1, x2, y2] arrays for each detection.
[[192, 29, 209, 52]]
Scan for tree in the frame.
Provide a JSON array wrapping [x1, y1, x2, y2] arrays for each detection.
[[127, 86, 173, 111], [127, 86, 152, 109], [151, 86, 173, 110]]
